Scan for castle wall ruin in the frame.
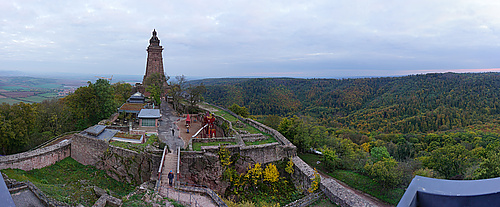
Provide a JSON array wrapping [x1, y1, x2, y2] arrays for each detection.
[[71, 133, 162, 184], [0, 139, 71, 171]]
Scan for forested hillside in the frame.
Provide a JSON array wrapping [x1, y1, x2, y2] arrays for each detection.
[[0, 80, 131, 155], [198, 72, 500, 204], [199, 72, 500, 134]]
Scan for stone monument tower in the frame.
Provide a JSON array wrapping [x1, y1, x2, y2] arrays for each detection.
[[143, 29, 165, 85]]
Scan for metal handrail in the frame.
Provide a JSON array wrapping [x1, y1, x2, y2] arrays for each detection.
[[156, 145, 168, 193]]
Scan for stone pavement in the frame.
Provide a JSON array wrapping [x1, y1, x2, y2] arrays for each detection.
[[158, 100, 184, 150]]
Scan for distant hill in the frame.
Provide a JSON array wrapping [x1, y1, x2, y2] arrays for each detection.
[[198, 72, 500, 133]]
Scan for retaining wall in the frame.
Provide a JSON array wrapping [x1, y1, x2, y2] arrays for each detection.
[[0, 139, 72, 171], [71, 134, 162, 184]]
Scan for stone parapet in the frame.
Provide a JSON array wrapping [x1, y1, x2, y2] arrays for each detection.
[[0, 139, 71, 171], [292, 156, 377, 207]]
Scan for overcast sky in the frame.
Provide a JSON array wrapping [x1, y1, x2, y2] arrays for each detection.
[[2, 0, 500, 79]]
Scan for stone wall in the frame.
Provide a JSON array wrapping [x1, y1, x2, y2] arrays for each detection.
[[240, 133, 267, 142], [70, 134, 162, 185], [179, 151, 227, 193], [291, 156, 376, 207], [0, 139, 71, 171]]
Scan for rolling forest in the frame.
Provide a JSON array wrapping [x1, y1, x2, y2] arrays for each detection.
[[197, 72, 500, 204]]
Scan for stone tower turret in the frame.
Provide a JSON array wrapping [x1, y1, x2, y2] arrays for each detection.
[[143, 29, 165, 85]]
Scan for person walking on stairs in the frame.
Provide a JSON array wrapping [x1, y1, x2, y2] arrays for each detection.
[[168, 170, 174, 187]]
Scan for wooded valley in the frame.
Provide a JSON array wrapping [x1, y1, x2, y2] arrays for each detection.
[[198, 72, 500, 204]]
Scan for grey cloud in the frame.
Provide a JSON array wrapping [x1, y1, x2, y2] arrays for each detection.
[[2, 0, 500, 77]]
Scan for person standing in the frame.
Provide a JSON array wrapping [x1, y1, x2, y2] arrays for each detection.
[[171, 128, 175, 136], [168, 170, 174, 187]]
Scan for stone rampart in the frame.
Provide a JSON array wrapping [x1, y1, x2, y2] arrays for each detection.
[[71, 134, 162, 185], [0, 139, 71, 171]]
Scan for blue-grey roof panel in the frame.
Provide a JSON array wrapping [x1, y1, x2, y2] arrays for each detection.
[[398, 176, 500, 207], [138, 109, 161, 118], [97, 129, 119, 141], [84, 125, 106, 136]]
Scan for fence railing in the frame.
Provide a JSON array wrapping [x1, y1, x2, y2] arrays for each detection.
[[155, 145, 168, 193]]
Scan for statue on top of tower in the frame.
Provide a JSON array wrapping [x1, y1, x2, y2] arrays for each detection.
[[149, 29, 160, 47]]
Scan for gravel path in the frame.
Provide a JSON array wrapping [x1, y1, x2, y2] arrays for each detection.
[[158, 101, 185, 150]]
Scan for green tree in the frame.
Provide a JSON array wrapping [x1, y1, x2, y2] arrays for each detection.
[[0, 115, 15, 155], [112, 82, 132, 105], [370, 146, 391, 162], [420, 144, 471, 178], [144, 73, 168, 106], [65, 79, 116, 129], [262, 115, 282, 129], [364, 157, 401, 188], [474, 150, 500, 179], [321, 147, 340, 170], [187, 84, 206, 112], [168, 75, 187, 112], [228, 103, 249, 118]]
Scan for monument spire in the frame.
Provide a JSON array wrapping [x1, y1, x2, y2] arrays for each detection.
[[143, 29, 165, 85]]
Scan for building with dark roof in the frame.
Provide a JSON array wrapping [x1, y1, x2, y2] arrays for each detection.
[[127, 92, 145, 103]]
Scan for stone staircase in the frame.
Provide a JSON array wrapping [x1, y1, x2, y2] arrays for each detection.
[[161, 150, 178, 188], [158, 150, 219, 207]]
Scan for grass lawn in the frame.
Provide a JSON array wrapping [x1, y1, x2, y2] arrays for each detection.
[[192, 141, 237, 151], [244, 136, 278, 146], [110, 134, 160, 153], [213, 109, 239, 122], [114, 132, 142, 140], [298, 153, 404, 205], [1, 157, 135, 206]]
